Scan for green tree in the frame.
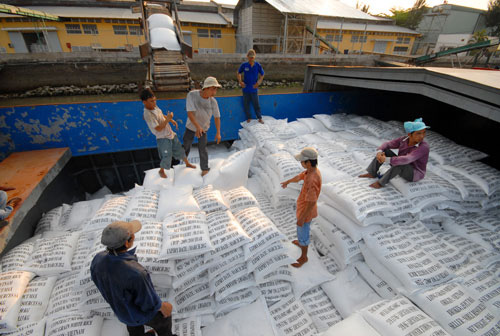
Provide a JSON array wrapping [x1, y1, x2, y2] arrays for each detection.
[[485, 0, 500, 37], [356, 1, 370, 13], [385, 0, 428, 30]]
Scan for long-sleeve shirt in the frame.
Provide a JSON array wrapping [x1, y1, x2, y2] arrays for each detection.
[[378, 136, 430, 182], [91, 247, 162, 326]]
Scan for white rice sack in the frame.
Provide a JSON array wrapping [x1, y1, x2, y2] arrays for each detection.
[[173, 258, 207, 291], [444, 161, 500, 196], [174, 165, 203, 189], [202, 158, 225, 187], [260, 265, 294, 283], [17, 276, 57, 326], [65, 198, 105, 231], [434, 231, 500, 268], [362, 226, 455, 294], [206, 247, 245, 282], [0, 271, 36, 333], [311, 225, 343, 269], [313, 114, 346, 131], [259, 280, 293, 304], [205, 211, 251, 265], [319, 255, 341, 276], [201, 296, 278, 336], [213, 147, 256, 191], [266, 152, 303, 182], [457, 262, 500, 311], [150, 27, 181, 51], [45, 314, 103, 336], [135, 221, 176, 275], [175, 296, 216, 320], [3, 319, 46, 336], [234, 207, 285, 260], [45, 272, 82, 317], [470, 213, 500, 233], [390, 175, 446, 199], [322, 313, 380, 336], [57, 204, 72, 230], [300, 286, 342, 332], [160, 212, 214, 260], [267, 207, 297, 241], [222, 186, 259, 213], [317, 163, 351, 185], [249, 242, 294, 284], [321, 265, 381, 318], [100, 319, 127, 336], [172, 317, 202, 336], [215, 287, 260, 316], [375, 185, 416, 218], [173, 283, 211, 310], [85, 196, 131, 231], [121, 188, 159, 222], [360, 297, 450, 336], [78, 282, 109, 312], [322, 180, 393, 226], [317, 202, 365, 242], [143, 168, 174, 190], [297, 117, 329, 133], [71, 231, 96, 272], [288, 120, 311, 136], [326, 153, 366, 177], [354, 261, 396, 300], [148, 13, 174, 30], [428, 165, 469, 200], [210, 263, 255, 301], [269, 293, 318, 336], [285, 243, 334, 297], [410, 282, 500, 336], [156, 186, 199, 220], [442, 216, 500, 252], [22, 232, 80, 276], [193, 185, 228, 213], [1, 238, 37, 272], [315, 216, 361, 264], [35, 206, 62, 234]]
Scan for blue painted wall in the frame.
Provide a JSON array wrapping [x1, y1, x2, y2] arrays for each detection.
[[0, 92, 355, 159]]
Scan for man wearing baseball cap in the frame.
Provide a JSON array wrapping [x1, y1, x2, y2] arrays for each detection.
[[183, 76, 222, 176], [359, 117, 430, 188], [91, 220, 175, 336], [281, 147, 322, 268]]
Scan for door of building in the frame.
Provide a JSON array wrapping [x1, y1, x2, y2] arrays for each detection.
[[22, 32, 49, 53], [373, 41, 388, 54]]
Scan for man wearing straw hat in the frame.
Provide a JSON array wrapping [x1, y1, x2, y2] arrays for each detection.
[[91, 220, 175, 336], [183, 76, 222, 176]]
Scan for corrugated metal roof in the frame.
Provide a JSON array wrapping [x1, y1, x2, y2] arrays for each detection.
[[265, 0, 385, 21], [317, 20, 420, 34], [0, 6, 140, 19], [178, 11, 229, 25]]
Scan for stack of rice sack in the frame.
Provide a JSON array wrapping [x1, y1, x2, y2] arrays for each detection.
[[1, 112, 499, 336]]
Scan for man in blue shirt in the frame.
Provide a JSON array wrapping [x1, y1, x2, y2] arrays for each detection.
[[91, 220, 175, 336], [237, 49, 265, 124]]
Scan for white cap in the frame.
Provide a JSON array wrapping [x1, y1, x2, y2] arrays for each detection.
[[295, 147, 318, 161], [202, 76, 222, 89], [101, 220, 142, 249]]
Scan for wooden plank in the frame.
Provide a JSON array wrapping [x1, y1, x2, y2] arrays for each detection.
[[0, 148, 71, 253]]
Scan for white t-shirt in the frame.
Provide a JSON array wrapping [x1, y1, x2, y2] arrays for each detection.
[[143, 106, 175, 140], [185, 90, 220, 132]]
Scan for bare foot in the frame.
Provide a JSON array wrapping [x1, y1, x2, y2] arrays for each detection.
[[246, 119, 251, 123], [201, 169, 210, 177], [292, 240, 300, 247], [258, 119, 264, 124], [6, 197, 21, 208], [369, 181, 383, 189], [359, 173, 375, 178], [291, 257, 308, 268], [158, 169, 167, 179], [185, 162, 196, 169]]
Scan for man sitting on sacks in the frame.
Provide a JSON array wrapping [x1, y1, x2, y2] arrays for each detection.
[[91, 220, 176, 336], [359, 118, 430, 189]]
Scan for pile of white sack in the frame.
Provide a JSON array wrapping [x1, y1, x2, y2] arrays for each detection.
[[0, 113, 499, 336], [148, 13, 181, 51]]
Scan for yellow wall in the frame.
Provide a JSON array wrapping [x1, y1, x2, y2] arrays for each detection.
[[0, 18, 144, 53], [317, 29, 417, 56], [180, 23, 236, 54]]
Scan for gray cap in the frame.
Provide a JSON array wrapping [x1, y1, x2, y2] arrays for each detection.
[[101, 220, 142, 249], [295, 147, 318, 161]]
